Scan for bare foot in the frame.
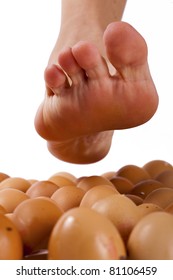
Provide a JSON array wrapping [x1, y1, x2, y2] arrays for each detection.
[[34, 22, 158, 164]]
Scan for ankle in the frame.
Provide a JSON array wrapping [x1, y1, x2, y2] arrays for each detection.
[[48, 0, 127, 65], [61, 0, 126, 30]]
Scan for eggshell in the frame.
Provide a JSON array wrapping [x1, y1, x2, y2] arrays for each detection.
[[51, 186, 85, 212], [5, 212, 16, 223], [48, 172, 76, 187], [13, 197, 62, 254], [0, 204, 7, 214], [137, 203, 163, 219], [154, 170, 173, 188], [144, 187, 173, 208], [48, 207, 126, 260], [51, 172, 77, 183], [26, 180, 59, 198], [76, 176, 87, 184], [27, 179, 38, 185], [127, 212, 173, 259], [116, 165, 150, 184], [0, 213, 23, 259], [0, 177, 31, 192], [0, 172, 10, 183], [80, 185, 118, 208], [101, 171, 117, 180], [0, 188, 29, 213], [110, 176, 134, 194], [24, 249, 48, 260], [92, 194, 140, 243], [77, 175, 114, 192], [130, 179, 165, 199], [125, 194, 143, 206], [143, 160, 173, 178], [165, 203, 173, 214]]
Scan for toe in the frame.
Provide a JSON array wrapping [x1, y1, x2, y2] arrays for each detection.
[[103, 22, 148, 79], [72, 41, 110, 79], [104, 21, 159, 125], [58, 47, 86, 86], [44, 64, 68, 96]]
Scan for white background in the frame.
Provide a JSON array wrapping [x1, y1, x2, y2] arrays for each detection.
[[0, 0, 173, 180], [0, 260, 171, 279]]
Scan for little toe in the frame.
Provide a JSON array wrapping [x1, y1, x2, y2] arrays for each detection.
[[58, 47, 86, 86], [44, 64, 68, 96], [72, 41, 110, 80]]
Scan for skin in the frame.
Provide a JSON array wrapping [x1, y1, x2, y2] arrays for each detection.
[[34, 0, 158, 164]]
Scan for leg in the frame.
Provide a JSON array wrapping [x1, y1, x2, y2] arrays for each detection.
[[34, 0, 158, 164]]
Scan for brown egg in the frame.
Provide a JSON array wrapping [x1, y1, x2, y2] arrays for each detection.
[[51, 186, 85, 212], [155, 170, 173, 188], [76, 176, 87, 184], [125, 194, 143, 206], [27, 179, 38, 185], [48, 172, 76, 187], [51, 172, 77, 183], [0, 172, 10, 183], [137, 203, 163, 219], [127, 212, 173, 259], [24, 249, 48, 260], [48, 207, 126, 260], [5, 212, 16, 223], [101, 171, 117, 180], [0, 213, 23, 259], [165, 203, 173, 214], [143, 159, 173, 178], [110, 176, 134, 194], [80, 185, 118, 208], [0, 188, 29, 213], [116, 165, 150, 184], [130, 179, 165, 199], [0, 177, 31, 192], [0, 204, 7, 214], [13, 197, 62, 254], [26, 180, 59, 198], [144, 187, 173, 208], [92, 194, 140, 243], [77, 175, 114, 192]]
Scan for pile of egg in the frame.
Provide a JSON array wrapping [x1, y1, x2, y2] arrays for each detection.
[[0, 159, 173, 260]]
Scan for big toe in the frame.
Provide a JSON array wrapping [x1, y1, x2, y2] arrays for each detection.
[[103, 21, 148, 72], [103, 21, 159, 125]]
